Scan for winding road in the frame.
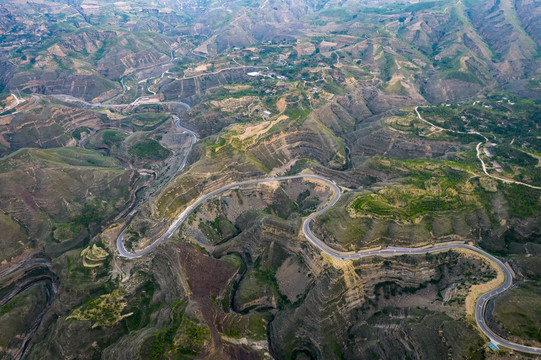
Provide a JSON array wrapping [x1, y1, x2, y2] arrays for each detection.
[[117, 174, 337, 259], [0, 94, 40, 118], [50, 94, 190, 109], [116, 135, 541, 354], [118, 173, 540, 354], [38, 83, 541, 353]]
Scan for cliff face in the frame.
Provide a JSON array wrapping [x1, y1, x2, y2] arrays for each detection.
[[269, 252, 491, 359], [162, 184, 495, 359]]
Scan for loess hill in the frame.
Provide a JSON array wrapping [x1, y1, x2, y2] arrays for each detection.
[[0, 0, 540, 359]]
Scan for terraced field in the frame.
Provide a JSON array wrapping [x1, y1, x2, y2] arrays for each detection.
[[0, 0, 540, 359]]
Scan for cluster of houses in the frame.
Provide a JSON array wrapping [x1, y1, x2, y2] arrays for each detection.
[[246, 71, 287, 80]]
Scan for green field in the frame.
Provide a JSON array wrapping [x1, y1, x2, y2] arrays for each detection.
[[350, 162, 475, 221], [128, 139, 171, 161], [102, 130, 128, 147], [129, 113, 170, 130], [494, 283, 541, 344]]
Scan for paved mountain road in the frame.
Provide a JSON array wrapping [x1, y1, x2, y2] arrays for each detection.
[[117, 174, 338, 258], [45, 93, 541, 354], [117, 172, 541, 355]]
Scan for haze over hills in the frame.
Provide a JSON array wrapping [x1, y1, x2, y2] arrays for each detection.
[[0, 0, 540, 359]]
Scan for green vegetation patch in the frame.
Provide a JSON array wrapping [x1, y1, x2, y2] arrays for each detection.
[[501, 184, 541, 218], [81, 244, 108, 267], [442, 70, 482, 84], [200, 214, 239, 244], [349, 163, 475, 221], [494, 282, 541, 344], [0, 147, 123, 171], [175, 318, 210, 354], [492, 144, 538, 167], [73, 200, 107, 228], [413, 98, 541, 186], [0, 212, 27, 262], [223, 312, 270, 340], [129, 112, 170, 130], [67, 289, 132, 328], [72, 126, 91, 140], [236, 255, 290, 311], [384, 81, 408, 95], [129, 139, 171, 161], [102, 129, 128, 147], [138, 300, 209, 359]]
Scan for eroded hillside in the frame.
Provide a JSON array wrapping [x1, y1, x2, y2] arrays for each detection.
[[0, 0, 540, 359]]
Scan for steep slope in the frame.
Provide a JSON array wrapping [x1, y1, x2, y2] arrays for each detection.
[[0, 147, 140, 260]]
